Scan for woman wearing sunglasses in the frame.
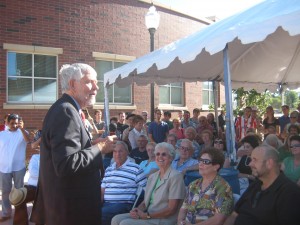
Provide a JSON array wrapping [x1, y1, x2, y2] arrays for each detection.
[[281, 135, 300, 186], [177, 147, 233, 225], [112, 142, 186, 225]]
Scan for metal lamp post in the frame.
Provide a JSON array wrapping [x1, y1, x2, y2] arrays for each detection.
[[145, 4, 160, 121]]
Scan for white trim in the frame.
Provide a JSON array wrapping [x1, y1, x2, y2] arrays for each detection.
[[3, 103, 52, 110], [92, 52, 136, 62], [93, 104, 137, 110], [157, 105, 188, 111], [3, 43, 63, 55]]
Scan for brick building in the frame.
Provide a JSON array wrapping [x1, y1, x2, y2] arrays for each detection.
[[0, 0, 225, 158]]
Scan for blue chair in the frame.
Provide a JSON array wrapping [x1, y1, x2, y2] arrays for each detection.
[[184, 167, 240, 194]]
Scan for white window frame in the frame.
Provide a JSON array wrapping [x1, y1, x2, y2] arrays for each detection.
[[202, 81, 214, 109], [4, 43, 62, 104], [93, 52, 136, 106], [159, 82, 184, 106]]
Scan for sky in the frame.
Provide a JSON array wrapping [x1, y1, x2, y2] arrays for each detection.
[[155, 0, 265, 19]]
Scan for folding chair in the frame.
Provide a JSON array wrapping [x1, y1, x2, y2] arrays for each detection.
[[132, 185, 144, 209]]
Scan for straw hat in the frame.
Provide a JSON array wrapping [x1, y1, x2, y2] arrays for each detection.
[[9, 187, 27, 206]]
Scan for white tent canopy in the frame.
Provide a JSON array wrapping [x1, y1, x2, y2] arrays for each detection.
[[104, 0, 300, 92], [103, 0, 300, 160]]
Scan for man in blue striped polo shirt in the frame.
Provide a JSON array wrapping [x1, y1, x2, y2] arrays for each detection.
[[101, 141, 147, 225]]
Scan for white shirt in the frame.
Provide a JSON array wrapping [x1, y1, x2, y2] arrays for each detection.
[[0, 129, 28, 173], [128, 128, 147, 149], [27, 154, 40, 186]]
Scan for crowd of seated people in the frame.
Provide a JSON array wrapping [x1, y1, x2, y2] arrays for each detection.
[[2, 104, 300, 225]]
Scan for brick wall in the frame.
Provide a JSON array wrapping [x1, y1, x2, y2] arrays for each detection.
[[0, 0, 225, 158]]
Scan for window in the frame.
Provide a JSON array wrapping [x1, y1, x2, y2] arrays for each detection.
[[95, 60, 131, 104], [202, 81, 214, 107], [7, 52, 57, 103], [159, 82, 183, 105]]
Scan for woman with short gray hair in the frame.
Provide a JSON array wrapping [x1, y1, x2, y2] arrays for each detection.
[[112, 142, 186, 225]]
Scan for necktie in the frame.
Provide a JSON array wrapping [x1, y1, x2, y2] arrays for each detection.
[[80, 110, 86, 127], [80, 110, 91, 140], [80, 111, 85, 123]]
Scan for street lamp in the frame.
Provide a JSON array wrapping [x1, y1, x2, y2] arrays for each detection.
[[145, 4, 160, 121]]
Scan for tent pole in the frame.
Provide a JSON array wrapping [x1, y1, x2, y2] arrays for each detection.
[[213, 81, 220, 137], [104, 85, 110, 137], [223, 44, 236, 165]]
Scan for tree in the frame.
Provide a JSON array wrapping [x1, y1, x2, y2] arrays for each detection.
[[270, 95, 281, 110], [285, 90, 299, 109], [233, 88, 272, 116]]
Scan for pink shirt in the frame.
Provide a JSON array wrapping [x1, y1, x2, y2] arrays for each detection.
[[169, 128, 185, 139]]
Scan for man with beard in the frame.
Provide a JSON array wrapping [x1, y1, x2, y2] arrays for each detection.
[[30, 63, 108, 225], [224, 144, 300, 225]]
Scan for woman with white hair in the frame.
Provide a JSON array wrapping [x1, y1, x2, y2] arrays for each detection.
[[112, 142, 186, 225]]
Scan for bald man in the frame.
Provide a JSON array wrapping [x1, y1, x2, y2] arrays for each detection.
[[224, 144, 300, 225]]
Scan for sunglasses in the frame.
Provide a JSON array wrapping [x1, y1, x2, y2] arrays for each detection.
[[214, 140, 223, 144], [198, 158, 213, 165], [290, 144, 300, 149], [155, 152, 168, 157]]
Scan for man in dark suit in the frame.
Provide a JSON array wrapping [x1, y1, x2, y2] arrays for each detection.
[[30, 63, 104, 225]]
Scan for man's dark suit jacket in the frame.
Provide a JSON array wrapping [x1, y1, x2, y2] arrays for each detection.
[[30, 94, 103, 225]]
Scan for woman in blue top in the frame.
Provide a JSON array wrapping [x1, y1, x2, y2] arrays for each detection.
[[139, 142, 159, 176]]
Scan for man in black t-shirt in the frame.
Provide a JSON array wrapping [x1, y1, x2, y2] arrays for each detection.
[[129, 134, 149, 164], [224, 144, 300, 225]]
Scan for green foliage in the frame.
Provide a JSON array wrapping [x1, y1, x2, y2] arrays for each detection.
[[285, 90, 299, 109], [270, 95, 281, 109], [233, 88, 272, 116], [208, 103, 226, 112], [208, 104, 214, 110]]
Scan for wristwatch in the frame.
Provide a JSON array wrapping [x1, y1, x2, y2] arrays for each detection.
[[146, 211, 151, 219]]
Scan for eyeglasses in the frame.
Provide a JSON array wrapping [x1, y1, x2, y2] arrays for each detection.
[[214, 140, 223, 144], [198, 158, 213, 165], [155, 152, 168, 157], [290, 116, 297, 119], [252, 191, 262, 208], [180, 146, 191, 152], [290, 144, 300, 149]]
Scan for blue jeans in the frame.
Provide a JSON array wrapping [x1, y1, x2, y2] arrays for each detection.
[[101, 202, 132, 225], [0, 168, 26, 217]]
